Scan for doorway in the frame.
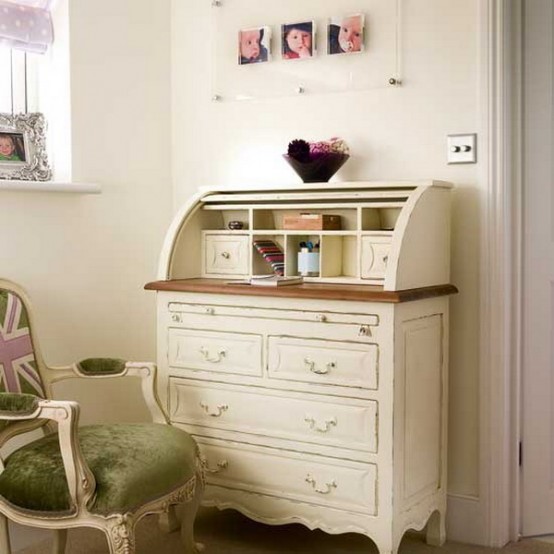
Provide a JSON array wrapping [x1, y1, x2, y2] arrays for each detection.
[[520, 0, 554, 537]]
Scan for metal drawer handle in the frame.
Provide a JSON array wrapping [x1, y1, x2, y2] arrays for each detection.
[[220, 251, 231, 259], [201, 458, 229, 474], [305, 474, 337, 495], [304, 415, 337, 433], [199, 346, 227, 363], [304, 358, 336, 375], [199, 401, 229, 417]]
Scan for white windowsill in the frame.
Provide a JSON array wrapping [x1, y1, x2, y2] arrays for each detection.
[[0, 181, 101, 194]]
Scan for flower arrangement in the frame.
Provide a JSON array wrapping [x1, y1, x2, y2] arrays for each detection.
[[284, 137, 350, 183], [286, 137, 350, 162]]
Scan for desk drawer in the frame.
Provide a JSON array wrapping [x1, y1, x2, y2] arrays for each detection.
[[203, 234, 249, 276], [168, 328, 262, 377], [268, 336, 378, 391], [197, 439, 377, 515], [168, 302, 379, 329], [170, 379, 378, 453]]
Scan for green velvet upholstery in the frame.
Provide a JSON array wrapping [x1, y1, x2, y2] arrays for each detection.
[[76, 358, 127, 376], [0, 423, 198, 515], [0, 393, 39, 416]]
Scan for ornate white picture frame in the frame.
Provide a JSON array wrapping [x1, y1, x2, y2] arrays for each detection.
[[0, 113, 51, 181]]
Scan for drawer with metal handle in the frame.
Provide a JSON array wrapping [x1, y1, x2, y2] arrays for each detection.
[[203, 233, 250, 277], [169, 378, 378, 453], [196, 438, 378, 515], [168, 328, 263, 377], [267, 336, 379, 391]]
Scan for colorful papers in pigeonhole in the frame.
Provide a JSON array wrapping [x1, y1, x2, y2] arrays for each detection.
[[253, 239, 285, 276]]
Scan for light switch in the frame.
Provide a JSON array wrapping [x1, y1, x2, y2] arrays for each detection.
[[447, 133, 477, 164]]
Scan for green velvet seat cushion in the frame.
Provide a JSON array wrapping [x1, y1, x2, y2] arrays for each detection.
[[0, 423, 198, 516]]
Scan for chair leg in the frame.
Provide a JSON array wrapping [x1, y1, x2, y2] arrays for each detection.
[[180, 474, 204, 553], [159, 505, 180, 533], [0, 514, 11, 554], [106, 517, 135, 554], [52, 529, 67, 554]]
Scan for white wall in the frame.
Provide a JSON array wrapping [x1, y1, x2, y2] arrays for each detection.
[[0, 0, 172, 424], [171, 0, 481, 500]]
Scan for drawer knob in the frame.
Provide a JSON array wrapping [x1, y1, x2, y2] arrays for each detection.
[[316, 314, 327, 323], [171, 313, 181, 323], [383, 255, 389, 264], [304, 358, 336, 375], [202, 458, 229, 474], [304, 415, 337, 433], [220, 251, 231, 259], [358, 325, 372, 337], [204, 307, 215, 315], [199, 346, 227, 363], [199, 401, 229, 417], [305, 474, 337, 495]]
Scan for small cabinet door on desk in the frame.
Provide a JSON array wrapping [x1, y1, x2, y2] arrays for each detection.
[[361, 237, 391, 280]]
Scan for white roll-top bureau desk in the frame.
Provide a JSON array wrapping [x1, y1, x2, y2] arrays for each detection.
[[146, 181, 457, 554]]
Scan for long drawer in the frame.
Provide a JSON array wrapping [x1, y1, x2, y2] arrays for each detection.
[[168, 328, 263, 377], [167, 302, 380, 337], [196, 438, 378, 515], [267, 336, 378, 390], [170, 379, 378, 453]]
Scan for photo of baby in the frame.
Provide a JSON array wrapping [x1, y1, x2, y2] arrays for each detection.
[[238, 26, 271, 65], [0, 132, 25, 163], [328, 14, 365, 55], [281, 21, 314, 60]]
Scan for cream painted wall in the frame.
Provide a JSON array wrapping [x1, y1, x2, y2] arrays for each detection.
[[171, 0, 481, 497], [0, 0, 172, 424]]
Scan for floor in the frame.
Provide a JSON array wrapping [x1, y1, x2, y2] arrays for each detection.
[[13, 507, 554, 554]]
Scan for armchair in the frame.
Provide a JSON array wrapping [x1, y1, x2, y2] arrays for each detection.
[[0, 279, 204, 554]]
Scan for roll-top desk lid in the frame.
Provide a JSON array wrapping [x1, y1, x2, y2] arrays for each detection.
[[147, 180, 457, 302]]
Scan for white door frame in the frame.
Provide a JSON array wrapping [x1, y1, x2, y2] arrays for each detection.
[[478, 0, 522, 546]]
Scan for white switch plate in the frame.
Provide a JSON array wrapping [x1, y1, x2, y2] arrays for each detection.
[[447, 133, 477, 164]]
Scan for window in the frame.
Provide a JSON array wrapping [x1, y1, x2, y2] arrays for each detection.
[[0, 48, 41, 114]]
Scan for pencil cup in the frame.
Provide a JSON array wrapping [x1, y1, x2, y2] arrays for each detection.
[[298, 250, 319, 277]]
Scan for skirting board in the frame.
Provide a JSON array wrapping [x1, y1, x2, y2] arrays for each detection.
[[447, 493, 487, 545]]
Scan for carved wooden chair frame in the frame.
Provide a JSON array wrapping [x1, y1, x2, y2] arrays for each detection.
[[0, 279, 204, 554]]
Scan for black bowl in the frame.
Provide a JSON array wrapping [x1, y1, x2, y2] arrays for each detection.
[[283, 153, 349, 183]]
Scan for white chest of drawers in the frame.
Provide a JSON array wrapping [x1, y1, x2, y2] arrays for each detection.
[[147, 181, 456, 554]]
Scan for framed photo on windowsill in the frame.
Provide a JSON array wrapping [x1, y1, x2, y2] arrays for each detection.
[[0, 113, 51, 181]]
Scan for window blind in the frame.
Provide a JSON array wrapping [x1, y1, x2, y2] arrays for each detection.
[[0, 0, 54, 54]]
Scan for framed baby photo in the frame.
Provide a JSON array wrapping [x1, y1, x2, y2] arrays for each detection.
[[0, 113, 51, 181], [328, 14, 365, 55], [238, 26, 271, 65], [281, 21, 315, 60]]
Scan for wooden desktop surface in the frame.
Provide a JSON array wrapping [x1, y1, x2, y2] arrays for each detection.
[[145, 278, 458, 304]]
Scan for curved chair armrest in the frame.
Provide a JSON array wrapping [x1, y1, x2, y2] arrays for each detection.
[[44, 360, 168, 424], [0, 396, 96, 513]]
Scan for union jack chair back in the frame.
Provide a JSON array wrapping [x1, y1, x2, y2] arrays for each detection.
[[0, 279, 204, 554], [0, 283, 46, 398]]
